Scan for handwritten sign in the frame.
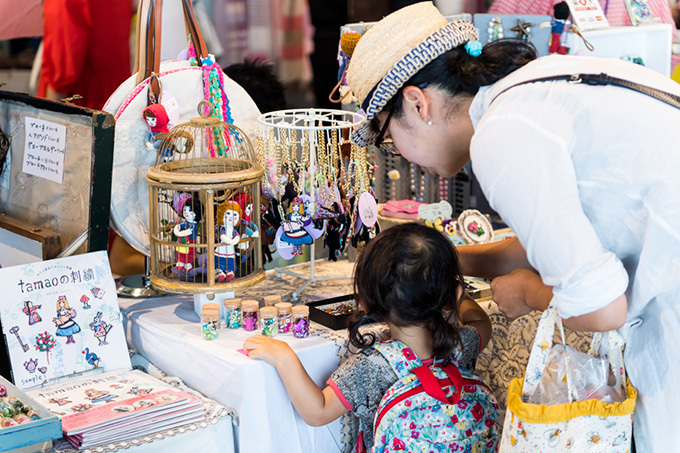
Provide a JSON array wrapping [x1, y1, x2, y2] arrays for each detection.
[[22, 117, 67, 184]]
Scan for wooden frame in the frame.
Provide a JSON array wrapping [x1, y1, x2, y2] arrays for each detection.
[[0, 90, 114, 255], [0, 213, 62, 266]]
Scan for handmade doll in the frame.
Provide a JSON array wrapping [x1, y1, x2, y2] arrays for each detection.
[[52, 295, 80, 344], [550, 2, 571, 55], [235, 193, 259, 263], [215, 201, 241, 282], [281, 197, 314, 256], [173, 194, 203, 273], [260, 197, 279, 263], [22, 300, 42, 325], [143, 103, 171, 154], [324, 202, 349, 261], [143, 104, 170, 136]]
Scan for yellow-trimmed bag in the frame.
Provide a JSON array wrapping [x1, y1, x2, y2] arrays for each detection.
[[499, 303, 637, 452]]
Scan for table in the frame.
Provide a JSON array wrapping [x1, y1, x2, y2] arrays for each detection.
[[118, 261, 354, 453], [118, 258, 593, 452]]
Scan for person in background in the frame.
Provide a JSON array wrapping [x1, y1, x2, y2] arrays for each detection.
[[243, 223, 494, 450], [308, 0, 348, 109], [38, 0, 133, 109], [342, 2, 680, 449], [223, 58, 287, 113]]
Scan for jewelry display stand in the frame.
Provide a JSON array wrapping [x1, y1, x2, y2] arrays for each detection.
[[257, 109, 365, 300]]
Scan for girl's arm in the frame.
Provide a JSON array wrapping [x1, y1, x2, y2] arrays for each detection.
[[243, 335, 347, 426], [458, 293, 492, 351]]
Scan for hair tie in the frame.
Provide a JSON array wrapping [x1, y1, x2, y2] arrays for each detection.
[[464, 40, 482, 57]]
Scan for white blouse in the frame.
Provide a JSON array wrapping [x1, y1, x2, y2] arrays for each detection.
[[469, 54, 680, 451]]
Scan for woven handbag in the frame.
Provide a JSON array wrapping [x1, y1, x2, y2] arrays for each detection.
[[499, 302, 637, 452], [103, 0, 260, 255]]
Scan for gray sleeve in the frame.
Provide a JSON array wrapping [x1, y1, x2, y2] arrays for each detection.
[[330, 349, 394, 415], [457, 324, 481, 370]]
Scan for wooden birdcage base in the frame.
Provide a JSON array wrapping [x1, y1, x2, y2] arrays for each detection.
[[149, 268, 265, 295]]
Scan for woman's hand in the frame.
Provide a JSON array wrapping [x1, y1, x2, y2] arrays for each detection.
[[243, 335, 295, 368], [491, 268, 552, 321]]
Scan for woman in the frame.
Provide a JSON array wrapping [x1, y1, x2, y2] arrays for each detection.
[[344, 2, 680, 450]]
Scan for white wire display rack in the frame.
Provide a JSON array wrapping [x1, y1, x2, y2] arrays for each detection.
[[257, 108, 367, 300]]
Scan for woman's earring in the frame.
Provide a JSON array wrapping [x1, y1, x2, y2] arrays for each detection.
[[425, 115, 432, 126]]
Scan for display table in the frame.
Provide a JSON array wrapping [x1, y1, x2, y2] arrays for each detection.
[[118, 262, 351, 453], [119, 259, 593, 452]]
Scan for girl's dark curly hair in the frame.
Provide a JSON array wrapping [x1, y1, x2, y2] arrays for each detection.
[[348, 222, 466, 363]]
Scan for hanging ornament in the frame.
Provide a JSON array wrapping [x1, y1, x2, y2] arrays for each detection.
[[487, 17, 504, 42]]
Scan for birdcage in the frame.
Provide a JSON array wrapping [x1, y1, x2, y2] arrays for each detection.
[[146, 101, 265, 294]]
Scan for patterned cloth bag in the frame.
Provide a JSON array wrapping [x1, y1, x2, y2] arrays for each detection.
[[366, 340, 499, 452], [499, 303, 637, 452]]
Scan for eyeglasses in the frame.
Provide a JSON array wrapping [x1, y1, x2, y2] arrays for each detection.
[[374, 108, 400, 156]]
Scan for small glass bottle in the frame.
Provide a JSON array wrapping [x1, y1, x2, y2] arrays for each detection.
[[14, 414, 31, 425], [292, 305, 310, 338], [224, 298, 242, 329], [264, 294, 282, 307], [260, 307, 278, 337], [275, 302, 293, 334], [242, 300, 259, 331], [201, 309, 219, 340], [0, 417, 17, 428]]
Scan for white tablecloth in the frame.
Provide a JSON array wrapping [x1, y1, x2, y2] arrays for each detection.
[[118, 295, 344, 453]]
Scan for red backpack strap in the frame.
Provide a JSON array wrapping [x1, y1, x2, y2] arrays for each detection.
[[412, 362, 465, 405]]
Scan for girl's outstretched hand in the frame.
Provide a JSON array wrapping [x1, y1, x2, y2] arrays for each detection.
[[243, 335, 295, 367]]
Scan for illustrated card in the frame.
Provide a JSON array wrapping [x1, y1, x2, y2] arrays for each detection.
[[0, 251, 131, 390]]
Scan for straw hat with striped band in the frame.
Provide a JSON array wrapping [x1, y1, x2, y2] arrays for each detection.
[[346, 2, 478, 146]]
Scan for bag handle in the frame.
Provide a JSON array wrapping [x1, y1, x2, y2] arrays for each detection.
[[522, 301, 627, 401], [133, 0, 149, 76], [135, 0, 210, 86], [590, 330, 627, 397], [522, 302, 581, 401]]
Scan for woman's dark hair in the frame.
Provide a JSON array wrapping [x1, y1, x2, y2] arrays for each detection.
[[384, 39, 537, 121], [348, 222, 466, 362]]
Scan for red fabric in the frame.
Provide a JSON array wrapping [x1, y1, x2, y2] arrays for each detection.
[[38, 0, 133, 110]]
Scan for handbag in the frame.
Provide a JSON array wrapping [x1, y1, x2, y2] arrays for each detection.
[[499, 302, 637, 452], [103, 0, 261, 255]]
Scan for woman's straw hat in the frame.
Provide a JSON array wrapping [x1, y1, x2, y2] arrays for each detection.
[[346, 2, 477, 146]]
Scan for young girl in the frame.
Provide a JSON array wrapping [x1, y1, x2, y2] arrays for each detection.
[[243, 223, 495, 450]]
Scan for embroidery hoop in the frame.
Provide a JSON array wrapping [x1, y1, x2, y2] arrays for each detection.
[[457, 209, 494, 244]]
